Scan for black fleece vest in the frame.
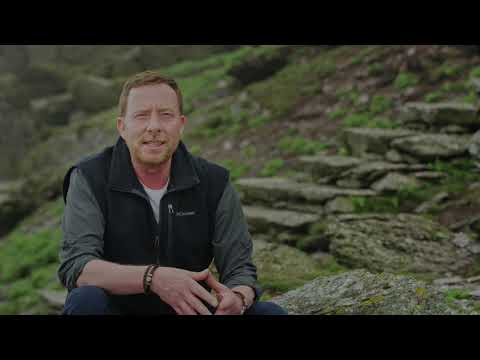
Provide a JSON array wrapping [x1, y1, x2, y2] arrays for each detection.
[[63, 137, 229, 314]]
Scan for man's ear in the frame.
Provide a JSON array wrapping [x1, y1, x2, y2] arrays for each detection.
[[117, 117, 126, 139], [180, 115, 187, 136]]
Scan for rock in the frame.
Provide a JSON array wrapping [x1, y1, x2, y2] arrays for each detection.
[[252, 239, 330, 297], [38, 289, 67, 309], [227, 46, 290, 86], [243, 206, 320, 235], [440, 125, 470, 134], [30, 93, 74, 126], [399, 102, 480, 129], [468, 130, 480, 160], [470, 289, 480, 300], [326, 214, 475, 276], [339, 162, 426, 187], [271, 270, 474, 315], [470, 78, 480, 95], [0, 45, 29, 74], [335, 179, 364, 189], [324, 197, 355, 214], [391, 134, 470, 161], [385, 149, 404, 163], [371, 173, 420, 193], [70, 75, 119, 113], [433, 277, 464, 286], [415, 192, 449, 214], [466, 275, 480, 284], [342, 128, 415, 157], [297, 155, 365, 183], [413, 171, 447, 181], [452, 233, 473, 248], [237, 177, 377, 207]]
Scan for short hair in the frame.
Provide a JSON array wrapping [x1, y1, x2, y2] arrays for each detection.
[[118, 71, 183, 117]]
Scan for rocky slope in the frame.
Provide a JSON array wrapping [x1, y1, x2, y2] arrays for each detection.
[[2, 45, 480, 315]]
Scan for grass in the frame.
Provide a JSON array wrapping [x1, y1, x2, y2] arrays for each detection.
[[260, 159, 285, 177], [0, 197, 66, 315], [470, 67, 480, 78], [278, 136, 330, 156], [343, 113, 398, 129], [328, 108, 348, 120], [369, 95, 393, 115], [221, 160, 251, 181], [394, 72, 420, 90]]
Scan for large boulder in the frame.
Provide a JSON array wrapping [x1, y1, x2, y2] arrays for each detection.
[[326, 214, 477, 276], [271, 270, 477, 315], [391, 134, 470, 161], [399, 102, 480, 129], [342, 128, 415, 157]]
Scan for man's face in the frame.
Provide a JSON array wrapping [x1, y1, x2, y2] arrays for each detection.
[[117, 84, 186, 168]]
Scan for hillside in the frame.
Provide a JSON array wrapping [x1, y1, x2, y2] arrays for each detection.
[[1, 45, 480, 315]]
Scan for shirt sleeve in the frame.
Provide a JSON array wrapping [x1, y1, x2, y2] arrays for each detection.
[[212, 181, 263, 301], [57, 168, 105, 291]]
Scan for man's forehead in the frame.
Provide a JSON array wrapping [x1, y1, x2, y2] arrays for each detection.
[[128, 84, 178, 108]]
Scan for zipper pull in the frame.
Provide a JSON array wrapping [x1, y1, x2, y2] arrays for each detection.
[[168, 204, 174, 215]]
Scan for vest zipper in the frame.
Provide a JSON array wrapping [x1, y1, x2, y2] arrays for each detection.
[[167, 203, 174, 265]]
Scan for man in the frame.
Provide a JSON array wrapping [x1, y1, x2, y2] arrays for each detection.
[[58, 71, 287, 315]]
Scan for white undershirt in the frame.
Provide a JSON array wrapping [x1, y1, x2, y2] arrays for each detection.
[[140, 180, 169, 223]]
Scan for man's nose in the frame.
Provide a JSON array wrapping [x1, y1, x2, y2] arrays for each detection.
[[146, 112, 165, 132]]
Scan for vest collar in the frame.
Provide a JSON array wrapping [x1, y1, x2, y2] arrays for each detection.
[[108, 137, 200, 194]]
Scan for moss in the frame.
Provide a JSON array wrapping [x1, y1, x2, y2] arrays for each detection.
[[470, 66, 480, 78], [278, 136, 330, 156], [361, 295, 385, 306], [369, 95, 393, 115], [260, 159, 285, 177], [328, 108, 348, 120], [394, 72, 419, 90]]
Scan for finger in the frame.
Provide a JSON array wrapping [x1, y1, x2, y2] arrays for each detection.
[[191, 281, 219, 308], [205, 272, 229, 293], [189, 269, 210, 282], [185, 293, 212, 316], [172, 305, 184, 316], [178, 301, 197, 316], [217, 293, 236, 311]]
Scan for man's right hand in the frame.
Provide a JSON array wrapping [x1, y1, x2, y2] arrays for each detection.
[[150, 267, 219, 315]]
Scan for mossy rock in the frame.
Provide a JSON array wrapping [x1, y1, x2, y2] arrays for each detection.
[[271, 269, 478, 315]]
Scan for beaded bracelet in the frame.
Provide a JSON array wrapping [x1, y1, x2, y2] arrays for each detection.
[[143, 265, 159, 295]]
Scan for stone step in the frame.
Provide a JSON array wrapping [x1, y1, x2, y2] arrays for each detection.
[[399, 102, 480, 128], [237, 177, 377, 206], [337, 161, 428, 188], [296, 155, 365, 183], [341, 128, 415, 157], [391, 134, 471, 161], [243, 206, 321, 234]]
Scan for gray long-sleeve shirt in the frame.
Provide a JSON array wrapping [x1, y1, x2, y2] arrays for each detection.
[[58, 168, 261, 300]]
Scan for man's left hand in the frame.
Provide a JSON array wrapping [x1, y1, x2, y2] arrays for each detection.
[[205, 274, 244, 315]]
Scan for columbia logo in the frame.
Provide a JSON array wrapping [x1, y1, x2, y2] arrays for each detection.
[[176, 211, 196, 217]]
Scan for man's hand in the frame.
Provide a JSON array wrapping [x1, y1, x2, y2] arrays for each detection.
[[151, 268, 219, 315], [205, 273, 244, 315]]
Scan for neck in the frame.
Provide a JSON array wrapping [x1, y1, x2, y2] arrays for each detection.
[[132, 158, 171, 190]]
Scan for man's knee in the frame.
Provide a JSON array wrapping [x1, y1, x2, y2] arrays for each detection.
[[63, 286, 114, 315], [246, 301, 288, 316]]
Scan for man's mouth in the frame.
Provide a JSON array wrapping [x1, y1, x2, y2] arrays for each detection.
[[142, 140, 166, 149]]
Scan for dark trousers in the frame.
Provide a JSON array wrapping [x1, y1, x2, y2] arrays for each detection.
[[63, 286, 288, 315]]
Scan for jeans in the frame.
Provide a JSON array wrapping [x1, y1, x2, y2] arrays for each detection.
[[63, 286, 288, 316]]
